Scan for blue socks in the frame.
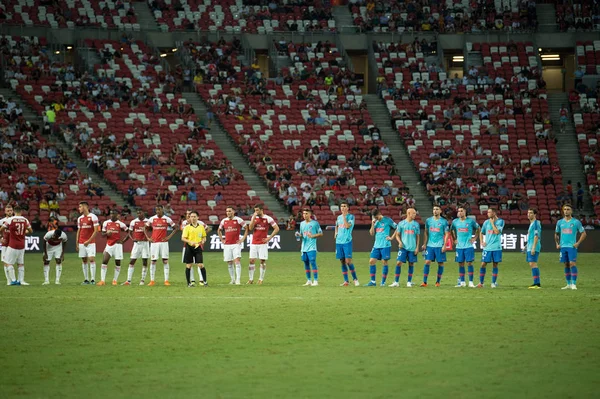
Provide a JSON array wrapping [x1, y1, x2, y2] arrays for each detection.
[[492, 267, 498, 284], [423, 264, 430, 284], [459, 265, 465, 282], [467, 265, 474, 282], [531, 267, 540, 285], [571, 266, 578, 284], [341, 264, 348, 282], [381, 265, 389, 284], [407, 265, 414, 283], [304, 261, 311, 280], [564, 267, 571, 285], [310, 261, 318, 281], [393, 265, 400, 283], [369, 265, 376, 282], [436, 265, 444, 283], [349, 264, 357, 281], [479, 267, 486, 284]]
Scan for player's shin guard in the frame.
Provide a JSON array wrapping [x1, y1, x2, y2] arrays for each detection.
[[423, 264, 430, 283], [6, 265, 15, 282], [141, 266, 148, 282], [249, 263, 256, 281], [3, 266, 9, 283], [100, 264, 108, 282], [89, 261, 96, 281], [310, 261, 318, 281], [467, 265, 474, 282], [197, 266, 204, 282], [235, 262, 242, 282], [127, 265, 135, 281], [436, 265, 444, 283], [532, 267, 540, 285], [17, 266, 24, 283], [56, 265, 62, 282], [43, 265, 50, 282], [200, 267, 207, 283], [259, 264, 266, 281], [227, 262, 235, 281], [114, 266, 121, 282], [479, 267, 486, 284], [341, 264, 349, 282], [407, 265, 414, 283], [564, 267, 571, 285], [492, 267, 498, 284], [185, 267, 191, 284], [570, 266, 578, 284], [459, 265, 465, 282], [349, 263, 357, 280], [164, 263, 170, 281], [381, 265, 389, 284], [190, 267, 195, 282], [150, 263, 156, 281], [304, 261, 311, 280], [82, 262, 89, 281], [369, 265, 376, 282]]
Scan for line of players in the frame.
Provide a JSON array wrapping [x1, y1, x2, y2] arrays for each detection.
[[0, 201, 588, 289]]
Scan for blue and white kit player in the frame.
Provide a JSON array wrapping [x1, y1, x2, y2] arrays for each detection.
[[420, 205, 450, 287], [526, 208, 542, 289], [391, 207, 420, 287], [335, 201, 359, 286], [451, 207, 480, 288], [299, 209, 323, 286], [555, 204, 587, 290], [367, 209, 397, 286], [478, 208, 505, 288]]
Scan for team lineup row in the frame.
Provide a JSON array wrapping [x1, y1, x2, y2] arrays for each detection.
[[0, 202, 587, 289]]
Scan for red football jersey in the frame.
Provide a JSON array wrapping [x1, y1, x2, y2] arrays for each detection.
[[44, 230, 68, 247], [219, 217, 245, 245], [146, 215, 175, 242], [102, 220, 128, 246], [77, 213, 99, 244], [4, 216, 31, 250], [129, 218, 148, 241], [251, 215, 276, 244]]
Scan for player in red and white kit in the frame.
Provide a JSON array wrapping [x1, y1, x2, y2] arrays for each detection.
[[76, 201, 100, 285], [43, 228, 67, 285], [145, 205, 177, 286], [98, 209, 129, 286], [248, 203, 279, 284], [0, 206, 33, 285], [218, 206, 248, 285], [125, 209, 149, 285], [1, 204, 14, 285]]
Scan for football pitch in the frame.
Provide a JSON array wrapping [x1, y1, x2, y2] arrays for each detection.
[[0, 252, 598, 399]]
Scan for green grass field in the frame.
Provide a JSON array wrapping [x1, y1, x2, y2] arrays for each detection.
[[0, 251, 598, 399]]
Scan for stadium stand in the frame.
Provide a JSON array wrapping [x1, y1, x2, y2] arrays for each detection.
[[556, 0, 600, 31]]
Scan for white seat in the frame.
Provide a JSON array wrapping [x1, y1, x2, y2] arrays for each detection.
[[247, 190, 257, 200]]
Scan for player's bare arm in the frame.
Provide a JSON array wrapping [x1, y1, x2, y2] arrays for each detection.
[[238, 224, 248, 245], [421, 229, 428, 251], [75, 227, 80, 251], [442, 232, 450, 252], [574, 231, 587, 248], [264, 223, 280, 244], [369, 218, 376, 236], [414, 235, 420, 255], [248, 213, 257, 231], [144, 225, 153, 243], [554, 232, 560, 249]]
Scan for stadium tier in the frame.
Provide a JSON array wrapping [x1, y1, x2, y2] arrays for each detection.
[[556, 0, 600, 31]]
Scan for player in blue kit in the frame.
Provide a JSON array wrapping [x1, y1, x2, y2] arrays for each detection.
[[420, 205, 450, 287], [391, 208, 420, 287], [451, 207, 480, 288], [478, 208, 505, 288], [555, 204, 587, 290], [299, 209, 323, 287], [335, 202, 359, 286], [367, 209, 397, 286], [526, 208, 542, 289]]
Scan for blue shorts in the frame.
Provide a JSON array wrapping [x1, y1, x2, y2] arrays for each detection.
[[370, 247, 391, 261], [301, 251, 317, 263], [336, 242, 353, 260], [481, 249, 502, 263], [526, 251, 539, 263], [424, 246, 446, 263], [559, 247, 578, 264], [397, 248, 418, 264], [455, 247, 475, 263]]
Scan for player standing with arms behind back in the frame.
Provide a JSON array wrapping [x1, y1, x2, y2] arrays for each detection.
[[248, 204, 279, 285], [298, 209, 323, 286], [391, 208, 420, 287], [0, 206, 32, 285], [367, 209, 397, 286], [555, 204, 587, 290], [478, 208, 505, 288], [526, 208, 542, 289], [43, 228, 67, 285], [218, 206, 247, 285], [76, 201, 100, 285], [420, 205, 450, 287], [0, 204, 14, 285], [98, 210, 129, 286], [451, 207, 480, 288], [125, 209, 149, 285], [335, 201, 359, 286], [145, 205, 177, 286]]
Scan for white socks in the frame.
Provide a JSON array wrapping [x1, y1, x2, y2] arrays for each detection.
[[18, 266, 24, 282], [249, 263, 256, 280], [43, 265, 50, 282], [3, 267, 8, 284], [150, 263, 156, 281], [127, 265, 135, 281], [235, 262, 242, 283], [89, 262, 96, 281], [114, 266, 121, 282], [197, 266, 204, 282], [101, 264, 108, 282], [190, 267, 195, 282], [82, 262, 89, 280], [259, 264, 266, 281], [164, 263, 169, 281], [141, 266, 148, 281], [228, 262, 235, 282], [6, 265, 15, 282], [56, 265, 62, 283]]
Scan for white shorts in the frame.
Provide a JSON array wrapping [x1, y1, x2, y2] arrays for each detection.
[[150, 242, 169, 261], [223, 243, 242, 262], [3, 247, 24, 265], [131, 241, 150, 260], [78, 243, 96, 258], [104, 243, 124, 260], [46, 245, 63, 261], [249, 244, 268, 260]]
